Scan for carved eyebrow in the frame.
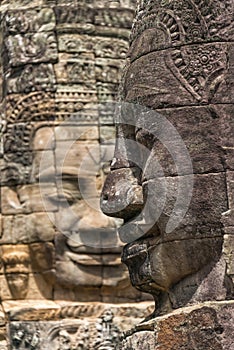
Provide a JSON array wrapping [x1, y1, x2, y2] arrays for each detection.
[[37, 166, 56, 182]]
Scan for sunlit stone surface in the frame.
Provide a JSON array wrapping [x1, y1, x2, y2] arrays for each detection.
[[0, 1, 155, 348]]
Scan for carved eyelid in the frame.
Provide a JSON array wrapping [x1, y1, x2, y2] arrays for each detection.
[[46, 189, 80, 204]]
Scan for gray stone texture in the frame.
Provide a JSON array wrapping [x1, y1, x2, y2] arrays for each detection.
[[121, 302, 234, 350], [100, 0, 234, 347]]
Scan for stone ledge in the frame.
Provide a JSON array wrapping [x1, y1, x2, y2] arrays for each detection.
[[2, 300, 154, 323], [121, 301, 234, 350]]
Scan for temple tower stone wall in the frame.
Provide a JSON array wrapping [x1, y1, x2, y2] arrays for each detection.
[[0, 1, 154, 348]]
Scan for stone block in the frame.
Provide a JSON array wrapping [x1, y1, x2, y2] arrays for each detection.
[[0, 1, 44, 11], [223, 226, 234, 234], [1, 187, 30, 215], [53, 285, 102, 302], [5, 92, 56, 125], [0, 327, 8, 350], [58, 33, 128, 59], [0, 307, 5, 327], [1, 212, 55, 244], [223, 235, 234, 278], [138, 105, 230, 179], [17, 183, 58, 213], [100, 126, 116, 144], [100, 145, 115, 165], [54, 53, 96, 85], [227, 171, 234, 210], [0, 242, 54, 274], [222, 210, 234, 228], [54, 124, 99, 141], [121, 302, 234, 350], [5, 302, 153, 349], [31, 125, 55, 151], [5, 63, 56, 94], [122, 330, 155, 349], [213, 44, 234, 104], [2, 8, 56, 35], [54, 140, 100, 176], [2, 300, 60, 321], [56, 85, 98, 106], [141, 173, 228, 241], [30, 150, 55, 183], [95, 58, 124, 84], [0, 272, 53, 301], [4, 32, 58, 67], [29, 242, 55, 273], [54, 5, 95, 26], [1, 215, 31, 243], [97, 82, 119, 104], [8, 321, 60, 350], [225, 148, 234, 170], [0, 160, 30, 187], [0, 215, 2, 239]]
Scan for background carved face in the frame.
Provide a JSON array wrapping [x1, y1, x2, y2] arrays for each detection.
[[1, 121, 147, 302]]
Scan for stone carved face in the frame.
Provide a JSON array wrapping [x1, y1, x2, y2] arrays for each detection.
[[40, 121, 139, 300], [30, 123, 141, 301], [0, 0, 142, 303], [0, 121, 142, 302], [101, 0, 234, 313], [1, 246, 30, 299]]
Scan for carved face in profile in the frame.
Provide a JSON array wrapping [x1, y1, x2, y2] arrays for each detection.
[[101, 1, 234, 313]]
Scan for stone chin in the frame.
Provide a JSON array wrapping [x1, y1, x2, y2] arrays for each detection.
[[122, 236, 223, 295]]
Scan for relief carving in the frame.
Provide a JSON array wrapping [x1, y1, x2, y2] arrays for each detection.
[[2, 8, 56, 35], [10, 323, 40, 350], [166, 43, 228, 102], [58, 34, 128, 59], [128, 0, 231, 103], [8, 312, 121, 350], [47, 310, 121, 350], [5, 63, 56, 94], [1, 245, 30, 299], [4, 32, 58, 67]]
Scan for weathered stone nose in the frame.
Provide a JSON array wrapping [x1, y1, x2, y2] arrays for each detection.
[[100, 167, 144, 221]]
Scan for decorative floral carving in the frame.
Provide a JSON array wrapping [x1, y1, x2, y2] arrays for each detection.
[[6, 64, 56, 94], [11, 324, 40, 350], [47, 310, 121, 350], [3, 8, 56, 35], [167, 43, 227, 101], [4, 32, 58, 67]]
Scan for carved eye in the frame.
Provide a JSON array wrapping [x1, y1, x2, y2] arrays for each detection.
[[46, 190, 80, 206]]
